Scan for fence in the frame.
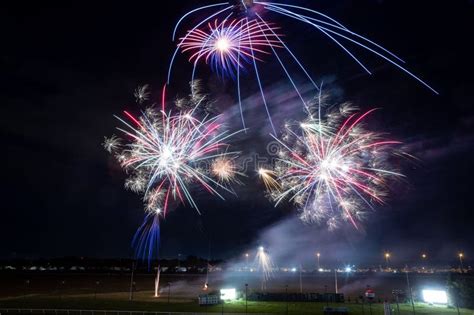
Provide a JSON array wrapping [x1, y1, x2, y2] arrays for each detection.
[[1, 310, 201, 315], [0, 310, 266, 315]]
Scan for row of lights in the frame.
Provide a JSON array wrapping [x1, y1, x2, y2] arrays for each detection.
[[384, 252, 465, 261], [243, 251, 465, 261]]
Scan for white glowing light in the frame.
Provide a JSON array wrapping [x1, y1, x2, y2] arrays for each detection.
[[215, 37, 230, 52], [422, 289, 448, 304], [220, 288, 237, 301]]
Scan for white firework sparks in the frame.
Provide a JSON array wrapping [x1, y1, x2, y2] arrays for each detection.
[[105, 88, 242, 216], [134, 84, 151, 104], [265, 99, 405, 230], [102, 135, 121, 153]]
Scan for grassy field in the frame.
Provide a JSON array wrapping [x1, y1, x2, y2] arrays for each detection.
[[1, 291, 472, 314]]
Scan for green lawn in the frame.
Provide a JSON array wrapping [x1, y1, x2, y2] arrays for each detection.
[[1, 292, 472, 314]]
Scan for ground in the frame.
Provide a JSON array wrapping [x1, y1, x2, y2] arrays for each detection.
[[1, 272, 473, 314], [1, 292, 473, 314]]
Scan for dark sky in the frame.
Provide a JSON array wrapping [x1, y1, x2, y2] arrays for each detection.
[[2, 1, 474, 265]]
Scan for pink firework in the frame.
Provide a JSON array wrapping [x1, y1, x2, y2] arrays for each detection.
[[178, 18, 282, 78], [104, 87, 241, 216]]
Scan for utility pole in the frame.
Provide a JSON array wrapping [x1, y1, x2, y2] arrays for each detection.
[[168, 282, 171, 303], [94, 281, 100, 300], [325, 285, 329, 307], [23, 280, 30, 300], [366, 285, 373, 315], [361, 295, 365, 315], [129, 260, 135, 301], [458, 253, 464, 273], [405, 265, 416, 315], [455, 295, 461, 315], [299, 265, 303, 294], [245, 283, 248, 315], [394, 291, 401, 315], [334, 269, 338, 294]]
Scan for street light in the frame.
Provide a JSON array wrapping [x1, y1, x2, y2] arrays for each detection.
[[324, 285, 329, 307], [421, 253, 428, 272], [316, 252, 321, 269], [94, 281, 100, 300], [23, 280, 30, 300], [59, 280, 65, 300], [384, 252, 391, 268], [245, 283, 248, 315], [129, 260, 135, 301], [167, 282, 171, 303], [458, 253, 464, 273]]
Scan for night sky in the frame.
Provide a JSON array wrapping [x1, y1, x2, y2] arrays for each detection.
[[2, 1, 474, 266]]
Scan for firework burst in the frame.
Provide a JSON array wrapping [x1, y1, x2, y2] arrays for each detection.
[[178, 18, 281, 78], [265, 97, 405, 230], [134, 84, 151, 104], [169, 2, 437, 133], [102, 135, 121, 153], [171, 2, 437, 94], [211, 156, 245, 185], [105, 88, 242, 216]]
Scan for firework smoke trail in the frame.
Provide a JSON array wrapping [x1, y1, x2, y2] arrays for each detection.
[[255, 246, 273, 290], [263, 97, 405, 230]]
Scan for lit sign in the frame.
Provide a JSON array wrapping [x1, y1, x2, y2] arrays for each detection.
[[220, 288, 237, 301], [422, 289, 448, 304]]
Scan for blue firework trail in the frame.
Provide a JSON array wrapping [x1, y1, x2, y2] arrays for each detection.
[[132, 213, 161, 267]]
